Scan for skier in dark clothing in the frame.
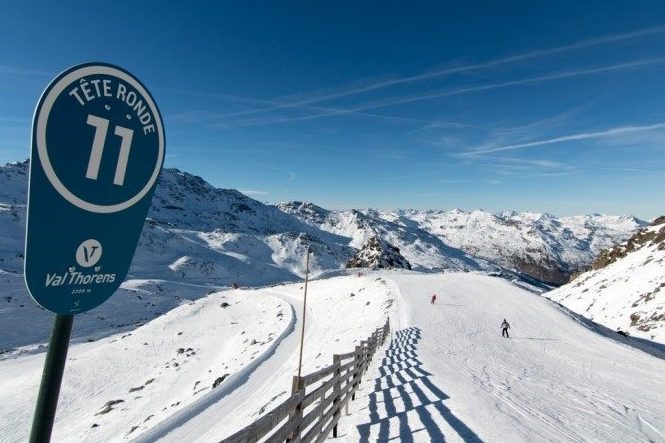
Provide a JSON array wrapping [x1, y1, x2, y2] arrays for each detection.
[[431, 294, 437, 304], [501, 319, 510, 338]]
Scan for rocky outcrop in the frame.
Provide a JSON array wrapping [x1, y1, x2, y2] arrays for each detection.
[[346, 237, 411, 270], [512, 256, 569, 286], [591, 217, 665, 271], [275, 201, 330, 226]]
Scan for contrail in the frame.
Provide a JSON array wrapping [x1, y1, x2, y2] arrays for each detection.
[[215, 26, 665, 120], [468, 122, 665, 155], [226, 57, 665, 127]]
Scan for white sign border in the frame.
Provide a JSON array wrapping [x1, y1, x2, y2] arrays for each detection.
[[36, 65, 164, 214]]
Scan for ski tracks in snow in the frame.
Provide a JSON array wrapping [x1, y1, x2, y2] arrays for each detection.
[[344, 272, 665, 443]]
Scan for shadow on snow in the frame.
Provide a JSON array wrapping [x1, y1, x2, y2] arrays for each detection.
[[357, 327, 484, 442]]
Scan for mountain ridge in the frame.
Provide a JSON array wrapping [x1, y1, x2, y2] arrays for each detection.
[[547, 216, 665, 343], [0, 160, 644, 285], [0, 159, 653, 352]]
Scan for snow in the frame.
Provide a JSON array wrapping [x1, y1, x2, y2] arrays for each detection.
[[1, 289, 293, 442], [131, 274, 395, 442], [0, 274, 394, 442], [1, 159, 662, 442], [0, 274, 223, 354], [3, 273, 665, 443], [547, 221, 665, 344], [337, 273, 665, 442], [388, 209, 645, 284]]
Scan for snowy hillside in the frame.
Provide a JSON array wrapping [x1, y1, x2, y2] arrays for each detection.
[[0, 160, 27, 205], [0, 162, 353, 285], [383, 209, 644, 285], [547, 216, 665, 344], [0, 161, 645, 355], [1, 274, 394, 443], [4, 272, 664, 443], [137, 168, 354, 281], [0, 162, 352, 354]]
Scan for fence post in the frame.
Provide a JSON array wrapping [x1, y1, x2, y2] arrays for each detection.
[[359, 340, 367, 384], [370, 335, 375, 357], [352, 345, 361, 401], [287, 375, 304, 442], [332, 354, 342, 438], [386, 318, 390, 341], [369, 331, 379, 362]]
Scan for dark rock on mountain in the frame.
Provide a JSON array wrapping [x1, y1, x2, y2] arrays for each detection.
[[591, 216, 665, 272], [346, 237, 411, 270]]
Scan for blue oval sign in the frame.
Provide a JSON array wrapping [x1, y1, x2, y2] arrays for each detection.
[[25, 63, 165, 315]]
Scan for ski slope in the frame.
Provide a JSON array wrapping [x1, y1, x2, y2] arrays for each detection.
[[0, 274, 394, 443], [341, 273, 665, 442], [2, 272, 665, 442], [131, 275, 394, 442]]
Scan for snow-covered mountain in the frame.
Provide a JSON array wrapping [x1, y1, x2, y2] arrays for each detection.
[[547, 216, 665, 343], [380, 209, 645, 285], [2, 160, 663, 442], [2, 161, 640, 290], [276, 202, 488, 272], [135, 168, 355, 283], [0, 162, 353, 284], [276, 203, 643, 285], [0, 162, 353, 352], [0, 160, 647, 352]]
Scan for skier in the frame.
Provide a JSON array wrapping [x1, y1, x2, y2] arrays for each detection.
[[501, 319, 510, 338], [431, 294, 437, 304]]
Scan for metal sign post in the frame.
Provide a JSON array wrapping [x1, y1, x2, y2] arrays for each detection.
[[25, 62, 165, 442], [29, 315, 73, 443]]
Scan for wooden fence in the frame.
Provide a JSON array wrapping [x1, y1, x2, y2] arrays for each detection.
[[222, 319, 390, 443]]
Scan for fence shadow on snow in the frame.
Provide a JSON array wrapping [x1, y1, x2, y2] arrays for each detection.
[[357, 327, 484, 443]]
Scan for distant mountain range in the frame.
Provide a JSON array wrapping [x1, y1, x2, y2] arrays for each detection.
[[278, 202, 644, 285], [1, 160, 644, 287], [1, 159, 658, 351]]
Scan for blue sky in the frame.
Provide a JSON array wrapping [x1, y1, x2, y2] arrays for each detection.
[[1, 1, 664, 219]]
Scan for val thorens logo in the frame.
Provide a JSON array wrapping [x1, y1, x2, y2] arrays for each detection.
[[75, 239, 102, 267]]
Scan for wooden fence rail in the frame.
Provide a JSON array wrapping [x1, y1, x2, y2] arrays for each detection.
[[222, 319, 390, 443]]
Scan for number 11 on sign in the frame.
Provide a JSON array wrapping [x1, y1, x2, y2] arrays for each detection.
[[86, 114, 134, 186]]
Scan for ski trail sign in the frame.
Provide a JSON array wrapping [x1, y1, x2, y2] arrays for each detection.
[[25, 63, 165, 315], [25, 62, 165, 443]]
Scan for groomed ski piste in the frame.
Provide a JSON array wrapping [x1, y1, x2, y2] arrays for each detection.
[[2, 271, 665, 443]]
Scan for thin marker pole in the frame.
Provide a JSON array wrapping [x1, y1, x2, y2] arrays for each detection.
[[29, 314, 74, 443], [296, 248, 311, 379]]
